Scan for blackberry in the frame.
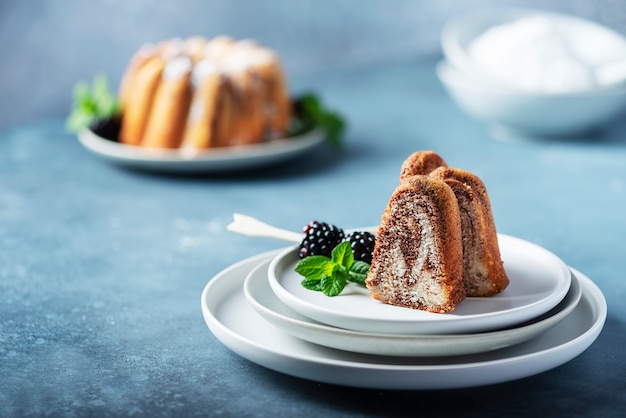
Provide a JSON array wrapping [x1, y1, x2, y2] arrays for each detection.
[[298, 221, 345, 259], [346, 231, 376, 264], [89, 117, 121, 141]]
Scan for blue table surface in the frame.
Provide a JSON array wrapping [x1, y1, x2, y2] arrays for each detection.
[[2, 57, 625, 417]]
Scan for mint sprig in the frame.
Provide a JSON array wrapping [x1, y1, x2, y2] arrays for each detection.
[[295, 241, 370, 297], [291, 92, 346, 149], [66, 74, 119, 133]]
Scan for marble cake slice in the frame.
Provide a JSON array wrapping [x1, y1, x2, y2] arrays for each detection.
[[365, 175, 465, 313], [430, 167, 510, 297]]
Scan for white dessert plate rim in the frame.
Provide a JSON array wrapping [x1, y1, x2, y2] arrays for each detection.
[[244, 257, 582, 357], [77, 127, 323, 172], [268, 233, 571, 335], [200, 250, 606, 390]]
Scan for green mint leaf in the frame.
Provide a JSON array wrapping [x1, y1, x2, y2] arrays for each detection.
[[294, 256, 331, 280], [93, 74, 110, 99], [298, 240, 371, 296], [66, 73, 120, 133], [301, 94, 323, 120], [331, 241, 353, 268], [93, 74, 119, 116], [320, 273, 347, 297], [65, 111, 93, 134], [72, 81, 90, 102], [348, 260, 370, 285], [292, 92, 346, 149], [322, 112, 346, 150], [350, 260, 370, 275], [329, 261, 348, 277], [301, 278, 323, 291]]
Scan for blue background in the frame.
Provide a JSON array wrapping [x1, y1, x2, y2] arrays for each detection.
[[1, 0, 626, 130], [2, 1, 626, 417]]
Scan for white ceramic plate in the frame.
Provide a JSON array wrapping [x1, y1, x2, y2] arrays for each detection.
[[244, 258, 582, 357], [77, 128, 324, 173], [268, 234, 571, 334], [200, 251, 606, 390]]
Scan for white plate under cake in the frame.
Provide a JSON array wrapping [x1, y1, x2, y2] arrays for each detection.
[[200, 251, 606, 390], [268, 233, 571, 335], [245, 258, 582, 357]]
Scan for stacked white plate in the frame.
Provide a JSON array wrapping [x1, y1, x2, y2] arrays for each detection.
[[201, 233, 606, 390]]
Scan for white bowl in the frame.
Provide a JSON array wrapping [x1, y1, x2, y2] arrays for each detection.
[[438, 8, 626, 137], [441, 8, 626, 88], [437, 60, 626, 137]]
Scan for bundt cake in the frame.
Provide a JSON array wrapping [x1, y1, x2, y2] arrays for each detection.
[[399, 150, 448, 179], [366, 151, 510, 312], [365, 175, 465, 313], [117, 36, 291, 149], [430, 167, 509, 296]]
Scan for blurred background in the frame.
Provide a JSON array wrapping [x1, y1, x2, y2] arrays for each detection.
[[0, 0, 625, 131]]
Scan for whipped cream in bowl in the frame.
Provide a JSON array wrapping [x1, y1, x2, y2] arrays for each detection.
[[443, 9, 626, 93], [439, 8, 626, 137]]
